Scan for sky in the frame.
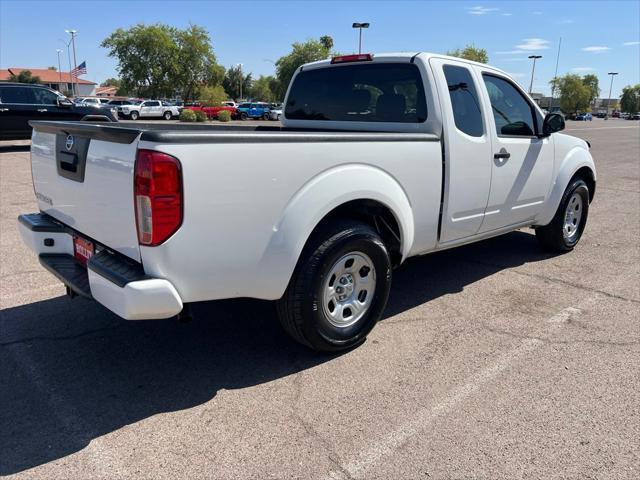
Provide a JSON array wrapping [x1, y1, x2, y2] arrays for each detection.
[[0, 0, 638, 97]]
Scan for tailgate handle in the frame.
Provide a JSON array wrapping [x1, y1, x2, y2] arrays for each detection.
[[58, 151, 79, 173]]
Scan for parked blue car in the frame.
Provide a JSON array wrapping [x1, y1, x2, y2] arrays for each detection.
[[237, 102, 271, 120], [574, 113, 593, 121]]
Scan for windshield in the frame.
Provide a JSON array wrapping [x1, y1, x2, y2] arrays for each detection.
[[285, 63, 427, 123]]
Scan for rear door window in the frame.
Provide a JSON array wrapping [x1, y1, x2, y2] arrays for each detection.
[[0, 86, 36, 104], [285, 62, 427, 123], [443, 65, 483, 137]]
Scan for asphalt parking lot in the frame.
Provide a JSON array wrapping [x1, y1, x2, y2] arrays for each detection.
[[1, 119, 639, 479]]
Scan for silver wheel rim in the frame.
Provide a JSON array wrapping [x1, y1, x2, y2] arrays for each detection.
[[322, 252, 376, 328], [563, 193, 583, 241]]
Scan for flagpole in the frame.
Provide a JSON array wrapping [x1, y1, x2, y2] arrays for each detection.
[[66, 29, 79, 97]]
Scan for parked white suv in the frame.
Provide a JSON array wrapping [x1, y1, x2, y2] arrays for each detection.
[[119, 100, 180, 120], [20, 52, 596, 352]]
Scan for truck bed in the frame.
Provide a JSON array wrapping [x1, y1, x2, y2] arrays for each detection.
[[29, 120, 439, 144]]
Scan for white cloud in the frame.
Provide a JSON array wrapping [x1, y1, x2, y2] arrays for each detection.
[[502, 57, 527, 62], [495, 50, 526, 55], [571, 67, 595, 72], [582, 46, 611, 53], [501, 13, 513, 16], [623, 41, 640, 46], [467, 5, 499, 15], [558, 19, 574, 24], [516, 38, 551, 51], [532, 11, 543, 15], [507, 72, 526, 79]]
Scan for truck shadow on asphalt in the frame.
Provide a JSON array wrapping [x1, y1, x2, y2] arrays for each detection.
[[0, 230, 558, 475]]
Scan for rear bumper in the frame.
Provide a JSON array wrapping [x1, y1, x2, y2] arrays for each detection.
[[18, 213, 183, 320]]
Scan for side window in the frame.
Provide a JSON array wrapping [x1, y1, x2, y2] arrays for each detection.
[[0, 86, 35, 104], [443, 65, 483, 137], [482, 74, 536, 136], [33, 88, 60, 105]]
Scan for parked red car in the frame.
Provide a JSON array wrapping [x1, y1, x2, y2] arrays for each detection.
[[184, 103, 238, 119]]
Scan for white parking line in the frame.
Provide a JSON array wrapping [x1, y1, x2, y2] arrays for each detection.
[[565, 125, 640, 131], [322, 306, 583, 480]]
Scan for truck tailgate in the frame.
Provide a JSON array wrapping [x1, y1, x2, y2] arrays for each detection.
[[29, 122, 142, 262]]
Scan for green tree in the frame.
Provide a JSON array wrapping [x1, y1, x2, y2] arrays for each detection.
[[8, 70, 41, 84], [447, 44, 489, 64], [100, 77, 121, 88], [620, 84, 640, 113], [274, 36, 335, 99], [251, 75, 277, 102], [174, 24, 222, 100], [582, 74, 600, 105], [551, 74, 592, 114], [101, 23, 223, 99], [223, 65, 252, 100], [200, 85, 228, 106]]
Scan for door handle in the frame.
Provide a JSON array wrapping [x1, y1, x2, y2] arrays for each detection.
[[37, 108, 48, 112], [494, 152, 511, 159]]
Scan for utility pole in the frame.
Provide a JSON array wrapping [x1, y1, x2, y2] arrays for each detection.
[[66, 29, 78, 97], [352, 22, 370, 54], [550, 37, 562, 111], [528, 55, 542, 94], [237, 64, 243, 101], [56, 49, 63, 85], [606, 72, 618, 119]]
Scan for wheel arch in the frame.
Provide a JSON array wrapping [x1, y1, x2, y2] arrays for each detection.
[[258, 164, 414, 299], [536, 147, 596, 226]]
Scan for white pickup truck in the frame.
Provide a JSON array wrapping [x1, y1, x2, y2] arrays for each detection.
[[119, 100, 180, 120], [19, 52, 596, 352]]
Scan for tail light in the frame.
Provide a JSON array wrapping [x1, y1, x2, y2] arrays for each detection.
[[134, 149, 182, 246]]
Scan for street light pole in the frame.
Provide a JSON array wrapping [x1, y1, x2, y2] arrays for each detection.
[[237, 64, 243, 101], [56, 49, 63, 85], [606, 72, 618, 119], [352, 22, 370, 54], [528, 55, 542, 94], [65, 29, 78, 97]]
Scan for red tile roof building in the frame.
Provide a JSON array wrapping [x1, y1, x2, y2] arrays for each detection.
[[0, 67, 97, 96]]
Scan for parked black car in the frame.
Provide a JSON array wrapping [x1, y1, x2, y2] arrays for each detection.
[[0, 82, 118, 140]]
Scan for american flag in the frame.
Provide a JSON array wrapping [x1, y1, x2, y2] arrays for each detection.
[[71, 61, 87, 77]]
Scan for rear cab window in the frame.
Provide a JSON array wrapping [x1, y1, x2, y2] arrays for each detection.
[[285, 62, 427, 123]]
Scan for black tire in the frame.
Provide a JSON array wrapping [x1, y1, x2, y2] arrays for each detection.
[[240, 112, 248, 121], [163, 111, 172, 120], [277, 220, 392, 352], [277, 114, 281, 121], [536, 178, 590, 252], [263, 113, 270, 120], [130, 111, 139, 121]]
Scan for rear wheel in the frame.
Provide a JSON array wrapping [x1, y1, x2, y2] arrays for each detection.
[[240, 112, 248, 121], [130, 111, 139, 121], [536, 178, 590, 251], [163, 111, 172, 120], [263, 112, 270, 120], [277, 220, 392, 352]]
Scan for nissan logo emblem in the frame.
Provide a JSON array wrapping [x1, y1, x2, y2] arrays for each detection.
[[65, 134, 74, 151]]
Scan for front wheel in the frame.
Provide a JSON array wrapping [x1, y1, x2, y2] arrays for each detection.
[[263, 113, 270, 120], [277, 220, 392, 352], [163, 111, 172, 120], [129, 111, 139, 121], [536, 178, 590, 252], [240, 112, 248, 121]]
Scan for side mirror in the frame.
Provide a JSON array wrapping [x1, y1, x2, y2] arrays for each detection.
[[540, 113, 565, 137], [57, 97, 73, 108]]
